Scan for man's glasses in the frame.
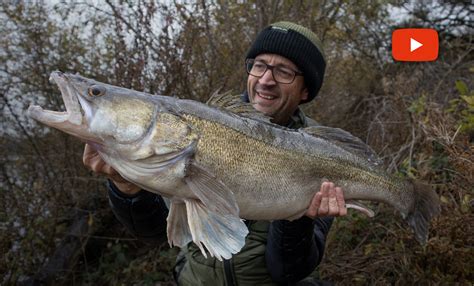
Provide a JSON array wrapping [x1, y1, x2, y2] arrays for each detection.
[[245, 59, 303, 84]]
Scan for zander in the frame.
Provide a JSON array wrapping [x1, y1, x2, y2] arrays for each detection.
[[28, 71, 440, 260]]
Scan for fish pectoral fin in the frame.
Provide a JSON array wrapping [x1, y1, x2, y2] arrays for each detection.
[[185, 163, 239, 216], [185, 199, 248, 261], [345, 200, 375, 217], [167, 201, 192, 247]]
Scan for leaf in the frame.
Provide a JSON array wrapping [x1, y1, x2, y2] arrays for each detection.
[[460, 95, 474, 106], [88, 213, 94, 226], [455, 80, 468, 96], [364, 243, 374, 255], [461, 194, 472, 213], [408, 94, 427, 115]]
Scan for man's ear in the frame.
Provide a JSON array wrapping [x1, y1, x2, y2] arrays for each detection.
[[300, 88, 309, 102]]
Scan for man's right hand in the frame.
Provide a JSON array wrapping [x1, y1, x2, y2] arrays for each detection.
[[83, 144, 141, 195]]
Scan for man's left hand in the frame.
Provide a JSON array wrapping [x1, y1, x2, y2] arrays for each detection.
[[305, 181, 347, 219]]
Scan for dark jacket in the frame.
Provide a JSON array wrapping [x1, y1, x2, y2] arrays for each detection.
[[107, 97, 333, 285]]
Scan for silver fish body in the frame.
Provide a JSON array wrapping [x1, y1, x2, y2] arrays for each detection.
[[27, 72, 440, 260]]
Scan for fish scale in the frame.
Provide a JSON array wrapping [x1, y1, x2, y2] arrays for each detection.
[[184, 114, 310, 210]]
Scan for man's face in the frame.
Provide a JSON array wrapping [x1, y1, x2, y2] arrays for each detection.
[[247, 53, 308, 125]]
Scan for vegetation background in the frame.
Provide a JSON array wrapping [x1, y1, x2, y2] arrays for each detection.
[[1, 0, 472, 285]]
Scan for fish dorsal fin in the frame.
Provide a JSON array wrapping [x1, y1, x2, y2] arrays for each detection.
[[301, 126, 382, 166], [206, 90, 271, 123]]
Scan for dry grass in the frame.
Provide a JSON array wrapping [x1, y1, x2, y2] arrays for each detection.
[[314, 67, 474, 284]]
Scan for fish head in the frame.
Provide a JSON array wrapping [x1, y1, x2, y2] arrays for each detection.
[[27, 71, 157, 151]]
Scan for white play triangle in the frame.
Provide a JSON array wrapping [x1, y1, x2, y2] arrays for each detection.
[[410, 38, 423, 52]]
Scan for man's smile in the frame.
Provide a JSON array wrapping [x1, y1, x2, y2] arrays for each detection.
[[256, 92, 277, 100], [255, 87, 279, 102]]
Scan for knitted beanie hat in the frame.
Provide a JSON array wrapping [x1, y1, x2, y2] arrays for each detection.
[[246, 21, 326, 104]]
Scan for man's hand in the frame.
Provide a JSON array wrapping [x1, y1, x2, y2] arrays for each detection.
[[83, 144, 141, 195], [305, 182, 347, 219]]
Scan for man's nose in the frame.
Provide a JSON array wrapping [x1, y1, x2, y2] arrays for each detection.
[[258, 69, 277, 85]]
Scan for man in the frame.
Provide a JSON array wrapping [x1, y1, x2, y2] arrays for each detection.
[[84, 21, 347, 285]]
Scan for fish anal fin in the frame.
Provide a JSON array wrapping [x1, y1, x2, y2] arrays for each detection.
[[301, 126, 382, 166], [346, 200, 375, 217], [185, 163, 239, 216], [184, 199, 248, 261], [167, 201, 192, 247]]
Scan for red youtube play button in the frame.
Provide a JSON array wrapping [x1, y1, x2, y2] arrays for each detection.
[[392, 28, 439, 62]]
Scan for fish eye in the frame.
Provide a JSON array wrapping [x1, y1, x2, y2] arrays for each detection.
[[88, 85, 106, 97]]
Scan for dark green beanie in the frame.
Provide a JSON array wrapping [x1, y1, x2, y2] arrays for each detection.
[[246, 21, 326, 104]]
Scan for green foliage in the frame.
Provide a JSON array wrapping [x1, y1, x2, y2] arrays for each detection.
[[448, 79, 474, 135], [408, 93, 427, 116], [397, 157, 418, 179], [81, 241, 177, 285]]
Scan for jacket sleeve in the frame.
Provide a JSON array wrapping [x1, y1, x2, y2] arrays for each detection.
[[107, 180, 169, 240], [265, 216, 333, 284]]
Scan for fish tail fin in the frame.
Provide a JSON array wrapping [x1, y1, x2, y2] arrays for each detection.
[[406, 179, 441, 244]]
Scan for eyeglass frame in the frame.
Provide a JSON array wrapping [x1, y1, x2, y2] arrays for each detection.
[[245, 58, 304, 84]]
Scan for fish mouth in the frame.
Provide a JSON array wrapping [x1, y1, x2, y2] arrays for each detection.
[[27, 71, 102, 144]]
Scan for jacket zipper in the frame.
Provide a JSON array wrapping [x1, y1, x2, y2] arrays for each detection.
[[223, 258, 236, 286]]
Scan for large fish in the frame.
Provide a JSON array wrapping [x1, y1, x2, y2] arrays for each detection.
[[27, 72, 440, 260]]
